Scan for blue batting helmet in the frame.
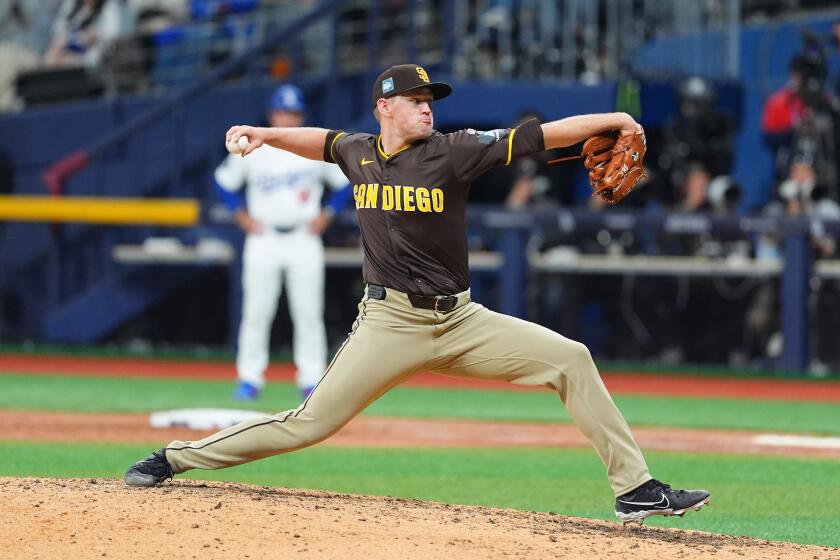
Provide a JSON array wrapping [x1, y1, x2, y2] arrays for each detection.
[[268, 84, 305, 113]]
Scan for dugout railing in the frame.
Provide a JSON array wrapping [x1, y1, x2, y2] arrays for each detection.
[[106, 205, 840, 375]]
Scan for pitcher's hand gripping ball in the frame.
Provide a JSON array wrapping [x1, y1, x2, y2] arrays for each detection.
[[226, 135, 250, 155], [551, 132, 647, 204]]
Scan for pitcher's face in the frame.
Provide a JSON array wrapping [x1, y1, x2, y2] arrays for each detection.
[[383, 89, 434, 141]]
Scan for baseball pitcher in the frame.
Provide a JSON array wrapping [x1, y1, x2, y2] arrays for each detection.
[[215, 85, 351, 400], [127, 65, 709, 524]]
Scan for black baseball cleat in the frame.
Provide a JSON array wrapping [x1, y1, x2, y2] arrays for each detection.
[[615, 479, 710, 525], [124, 449, 174, 487]]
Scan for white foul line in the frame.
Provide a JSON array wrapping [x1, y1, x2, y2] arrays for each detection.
[[753, 434, 840, 450]]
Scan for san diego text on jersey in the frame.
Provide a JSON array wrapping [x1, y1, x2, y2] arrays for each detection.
[[352, 183, 444, 213]]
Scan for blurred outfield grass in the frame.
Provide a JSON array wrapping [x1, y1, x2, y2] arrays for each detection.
[[0, 442, 838, 548], [0, 373, 838, 434]]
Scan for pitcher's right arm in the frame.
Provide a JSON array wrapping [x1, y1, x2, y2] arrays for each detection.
[[226, 126, 330, 160]]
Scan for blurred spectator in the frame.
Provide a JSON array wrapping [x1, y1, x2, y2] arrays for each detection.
[[659, 77, 734, 206], [655, 163, 710, 254], [572, 23, 604, 85], [474, 4, 513, 79], [707, 175, 743, 216], [0, 0, 54, 57], [504, 156, 551, 209], [100, 0, 187, 92], [128, 0, 187, 33], [759, 154, 840, 257], [761, 56, 808, 145], [0, 0, 55, 111], [761, 39, 837, 195], [505, 112, 577, 210], [676, 163, 712, 214], [750, 155, 840, 371], [44, 0, 127, 68]]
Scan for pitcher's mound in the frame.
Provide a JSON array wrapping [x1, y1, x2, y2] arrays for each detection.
[[2, 477, 835, 559]]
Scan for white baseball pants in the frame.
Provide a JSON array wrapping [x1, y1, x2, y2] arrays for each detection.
[[236, 228, 327, 390]]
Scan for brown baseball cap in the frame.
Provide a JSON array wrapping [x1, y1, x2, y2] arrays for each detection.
[[371, 64, 452, 109]]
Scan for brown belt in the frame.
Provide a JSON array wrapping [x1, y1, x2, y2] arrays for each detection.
[[367, 284, 460, 313]]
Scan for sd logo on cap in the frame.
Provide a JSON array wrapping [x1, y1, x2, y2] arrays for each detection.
[[372, 64, 452, 109]]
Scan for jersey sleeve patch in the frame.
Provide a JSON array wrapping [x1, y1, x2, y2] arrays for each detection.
[[477, 129, 507, 145], [447, 127, 514, 183]]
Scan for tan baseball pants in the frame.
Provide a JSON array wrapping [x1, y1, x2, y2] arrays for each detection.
[[165, 286, 651, 497]]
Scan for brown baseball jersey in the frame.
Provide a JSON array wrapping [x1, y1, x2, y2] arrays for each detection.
[[324, 118, 545, 296]]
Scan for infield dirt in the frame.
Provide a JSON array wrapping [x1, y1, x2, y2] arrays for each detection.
[[1, 409, 839, 459], [2, 477, 838, 560]]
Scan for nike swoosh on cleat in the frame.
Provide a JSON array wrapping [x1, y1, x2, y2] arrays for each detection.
[[618, 492, 670, 509]]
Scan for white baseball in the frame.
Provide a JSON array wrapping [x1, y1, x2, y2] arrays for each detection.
[[227, 135, 250, 154]]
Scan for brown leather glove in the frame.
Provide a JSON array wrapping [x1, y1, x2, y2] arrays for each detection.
[[551, 131, 647, 205], [583, 131, 646, 204]]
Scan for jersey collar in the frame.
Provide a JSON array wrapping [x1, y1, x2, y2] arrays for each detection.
[[376, 135, 412, 160]]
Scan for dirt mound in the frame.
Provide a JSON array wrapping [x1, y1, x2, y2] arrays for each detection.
[[2, 477, 836, 559]]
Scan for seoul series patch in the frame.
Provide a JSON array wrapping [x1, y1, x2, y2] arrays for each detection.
[[382, 77, 395, 94], [478, 129, 506, 144]]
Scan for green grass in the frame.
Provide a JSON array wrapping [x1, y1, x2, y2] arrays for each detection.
[[6, 342, 840, 379], [1, 441, 838, 548], [2, 373, 838, 434]]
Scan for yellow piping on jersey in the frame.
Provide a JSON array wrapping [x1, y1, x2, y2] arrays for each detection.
[[505, 127, 517, 166], [329, 132, 346, 162], [377, 135, 411, 160]]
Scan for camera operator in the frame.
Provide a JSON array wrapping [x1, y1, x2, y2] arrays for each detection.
[[762, 36, 838, 197], [659, 77, 735, 207]]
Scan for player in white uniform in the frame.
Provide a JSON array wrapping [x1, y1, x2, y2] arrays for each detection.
[[214, 85, 350, 400]]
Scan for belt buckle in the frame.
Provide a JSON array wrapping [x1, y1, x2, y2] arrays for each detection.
[[434, 295, 455, 313]]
